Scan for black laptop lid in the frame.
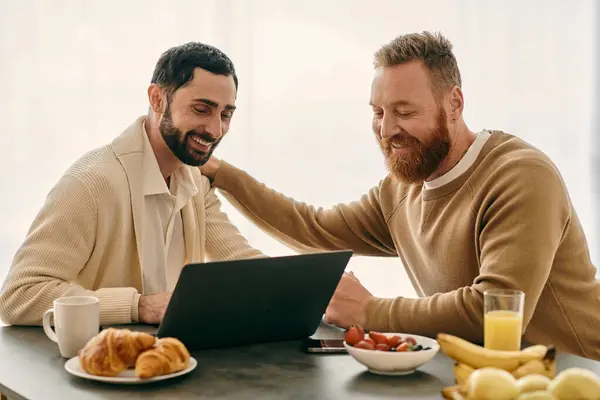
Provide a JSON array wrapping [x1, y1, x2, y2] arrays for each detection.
[[156, 250, 352, 351]]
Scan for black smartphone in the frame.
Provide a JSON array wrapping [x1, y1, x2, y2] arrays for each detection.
[[301, 338, 346, 353]]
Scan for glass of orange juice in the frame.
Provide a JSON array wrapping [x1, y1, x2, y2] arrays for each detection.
[[484, 289, 525, 351]]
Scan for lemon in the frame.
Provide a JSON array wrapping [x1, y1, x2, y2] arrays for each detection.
[[466, 367, 519, 400], [516, 374, 552, 393], [548, 367, 600, 400]]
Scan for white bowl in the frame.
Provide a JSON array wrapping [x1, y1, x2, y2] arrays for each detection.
[[344, 333, 440, 376]]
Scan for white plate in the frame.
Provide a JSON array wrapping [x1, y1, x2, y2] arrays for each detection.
[[64, 356, 197, 384]]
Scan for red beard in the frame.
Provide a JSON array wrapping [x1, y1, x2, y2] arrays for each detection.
[[379, 108, 451, 183]]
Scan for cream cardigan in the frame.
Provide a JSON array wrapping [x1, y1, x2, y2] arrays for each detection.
[[0, 116, 264, 326]]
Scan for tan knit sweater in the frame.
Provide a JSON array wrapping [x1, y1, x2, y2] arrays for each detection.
[[0, 116, 264, 326], [212, 131, 600, 360]]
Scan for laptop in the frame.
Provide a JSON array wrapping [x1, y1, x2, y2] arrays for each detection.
[[155, 250, 353, 351]]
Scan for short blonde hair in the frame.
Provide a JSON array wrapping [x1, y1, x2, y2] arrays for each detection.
[[374, 31, 461, 96]]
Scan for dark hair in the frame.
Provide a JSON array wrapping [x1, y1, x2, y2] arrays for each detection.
[[150, 42, 238, 96]]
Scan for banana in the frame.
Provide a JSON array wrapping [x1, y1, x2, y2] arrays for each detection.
[[436, 333, 549, 371], [512, 347, 557, 379], [442, 385, 466, 400], [512, 359, 556, 379], [454, 363, 475, 386], [543, 358, 556, 379], [512, 360, 550, 379]]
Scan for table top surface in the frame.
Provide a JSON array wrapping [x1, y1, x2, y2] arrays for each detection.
[[0, 323, 599, 400]]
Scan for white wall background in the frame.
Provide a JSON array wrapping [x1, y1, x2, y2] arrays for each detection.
[[0, 0, 597, 299]]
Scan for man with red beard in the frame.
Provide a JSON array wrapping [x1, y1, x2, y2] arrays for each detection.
[[200, 31, 600, 360], [0, 42, 264, 327]]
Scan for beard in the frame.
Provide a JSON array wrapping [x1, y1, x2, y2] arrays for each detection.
[[379, 109, 451, 184], [159, 104, 220, 167]]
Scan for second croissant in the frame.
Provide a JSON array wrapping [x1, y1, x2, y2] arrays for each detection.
[[135, 337, 191, 379]]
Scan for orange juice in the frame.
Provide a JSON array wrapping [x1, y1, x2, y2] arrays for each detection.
[[484, 310, 523, 351]]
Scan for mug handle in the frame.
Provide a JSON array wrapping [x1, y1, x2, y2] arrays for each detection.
[[42, 309, 58, 343]]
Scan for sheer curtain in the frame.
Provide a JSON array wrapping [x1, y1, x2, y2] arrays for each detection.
[[0, 0, 597, 299]]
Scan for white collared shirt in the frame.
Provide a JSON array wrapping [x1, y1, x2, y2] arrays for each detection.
[[141, 124, 198, 294]]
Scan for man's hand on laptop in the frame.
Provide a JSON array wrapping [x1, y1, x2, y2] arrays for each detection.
[[199, 156, 221, 182], [324, 272, 373, 329], [138, 292, 172, 324]]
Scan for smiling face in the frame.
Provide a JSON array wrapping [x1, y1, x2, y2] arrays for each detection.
[[370, 61, 451, 183], [158, 67, 237, 167]]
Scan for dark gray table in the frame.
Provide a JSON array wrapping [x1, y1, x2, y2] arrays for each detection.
[[0, 324, 599, 400]]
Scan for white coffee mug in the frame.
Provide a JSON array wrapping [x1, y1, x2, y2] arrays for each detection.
[[42, 296, 100, 358]]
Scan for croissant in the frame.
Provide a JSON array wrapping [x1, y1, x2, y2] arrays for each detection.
[[135, 337, 190, 379], [78, 328, 156, 377]]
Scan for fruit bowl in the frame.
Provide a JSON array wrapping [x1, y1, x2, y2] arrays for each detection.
[[344, 332, 440, 376]]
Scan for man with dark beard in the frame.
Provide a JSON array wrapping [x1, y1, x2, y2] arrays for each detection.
[[200, 32, 600, 360], [0, 42, 264, 327]]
